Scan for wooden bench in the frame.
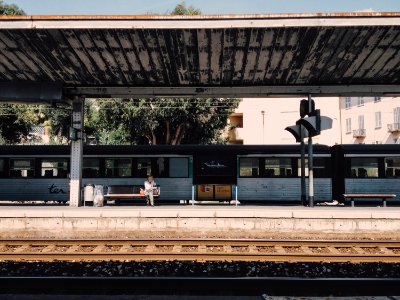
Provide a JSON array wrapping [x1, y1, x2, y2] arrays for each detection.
[[104, 185, 160, 204], [343, 194, 396, 207]]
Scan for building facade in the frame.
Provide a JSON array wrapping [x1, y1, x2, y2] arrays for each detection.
[[227, 97, 400, 145], [339, 96, 400, 144], [227, 97, 341, 145]]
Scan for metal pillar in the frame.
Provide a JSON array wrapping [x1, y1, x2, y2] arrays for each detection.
[[261, 110, 265, 144], [69, 97, 84, 207], [192, 185, 195, 206], [307, 94, 314, 207], [300, 128, 306, 206]]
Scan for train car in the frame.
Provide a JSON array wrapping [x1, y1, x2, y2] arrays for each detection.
[[0, 145, 193, 202], [0, 144, 333, 203], [234, 145, 332, 202], [332, 144, 400, 201]]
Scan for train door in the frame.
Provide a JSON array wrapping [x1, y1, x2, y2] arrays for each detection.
[[193, 152, 236, 201]]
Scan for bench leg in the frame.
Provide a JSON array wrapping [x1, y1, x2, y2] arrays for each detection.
[[351, 199, 354, 207], [383, 199, 387, 207]]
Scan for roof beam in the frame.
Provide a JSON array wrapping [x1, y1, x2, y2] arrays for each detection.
[[0, 82, 62, 103], [64, 85, 400, 98], [1, 13, 400, 30]]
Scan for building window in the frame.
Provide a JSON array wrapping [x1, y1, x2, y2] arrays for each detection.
[[264, 158, 293, 177], [394, 107, 400, 125], [349, 158, 379, 178], [41, 159, 68, 178], [345, 97, 351, 109], [358, 115, 365, 129], [239, 158, 259, 177], [375, 112, 382, 129], [105, 158, 132, 177], [83, 158, 100, 178], [385, 158, 400, 178], [169, 158, 189, 178], [374, 97, 381, 103], [135, 158, 152, 178], [9, 159, 35, 178], [345, 118, 352, 133], [357, 97, 364, 106]]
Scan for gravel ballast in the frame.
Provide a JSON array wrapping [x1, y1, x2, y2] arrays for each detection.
[[0, 261, 399, 277]]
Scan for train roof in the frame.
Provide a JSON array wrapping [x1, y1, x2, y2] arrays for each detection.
[[0, 144, 331, 156], [332, 144, 400, 155]]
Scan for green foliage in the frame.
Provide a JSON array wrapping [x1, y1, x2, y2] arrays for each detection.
[[46, 107, 71, 143], [91, 98, 240, 145], [0, 104, 33, 143], [171, 1, 201, 15], [0, 0, 25, 15]]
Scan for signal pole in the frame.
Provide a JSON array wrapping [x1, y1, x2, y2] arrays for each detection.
[[261, 110, 265, 144], [285, 97, 332, 207], [307, 94, 314, 207], [300, 127, 306, 206]]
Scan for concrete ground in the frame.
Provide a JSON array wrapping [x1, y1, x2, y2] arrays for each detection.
[[0, 204, 399, 219], [0, 205, 399, 240]]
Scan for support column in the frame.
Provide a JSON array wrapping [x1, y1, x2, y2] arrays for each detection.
[[307, 94, 314, 207], [69, 97, 84, 207]]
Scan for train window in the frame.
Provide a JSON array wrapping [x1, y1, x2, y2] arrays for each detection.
[[313, 158, 329, 178], [41, 159, 68, 178], [385, 158, 400, 178], [135, 158, 152, 178], [9, 159, 35, 178], [0, 159, 4, 177], [239, 158, 259, 177], [153, 157, 168, 177], [169, 158, 189, 177], [264, 158, 293, 177], [297, 158, 329, 178], [350, 158, 379, 178], [105, 158, 132, 177], [83, 158, 100, 178]]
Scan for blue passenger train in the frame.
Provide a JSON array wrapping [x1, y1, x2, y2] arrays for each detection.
[[0, 144, 398, 203]]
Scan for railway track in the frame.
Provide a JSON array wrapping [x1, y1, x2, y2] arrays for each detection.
[[0, 239, 399, 262]]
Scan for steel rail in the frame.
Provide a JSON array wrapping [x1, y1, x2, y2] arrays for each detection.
[[0, 239, 399, 262]]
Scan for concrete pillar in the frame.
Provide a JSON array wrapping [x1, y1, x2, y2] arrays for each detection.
[[69, 97, 84, 207]]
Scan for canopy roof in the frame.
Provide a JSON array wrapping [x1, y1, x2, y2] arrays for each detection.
[[0, 12, 399, 101]]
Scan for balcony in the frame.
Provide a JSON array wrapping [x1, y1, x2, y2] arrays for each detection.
[[353, 129, 366, 138], [388, 123, 400, 133]]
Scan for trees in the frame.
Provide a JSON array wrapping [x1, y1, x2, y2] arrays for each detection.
[[0, 104, 34, 144], [92, 98, 240, 145], [0, 0, 25, 15], [171, 1, 201, 15]]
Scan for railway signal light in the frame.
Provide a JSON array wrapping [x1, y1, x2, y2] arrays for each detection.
[[297, 110, 333, 138], [300, 99, 315, 118], [285, 124, 309, 142]]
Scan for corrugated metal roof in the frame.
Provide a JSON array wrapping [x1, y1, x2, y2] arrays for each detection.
[[0, 13, 399, 99]]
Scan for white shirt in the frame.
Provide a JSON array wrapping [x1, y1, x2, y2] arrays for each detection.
[[144, 180, 156, 193]]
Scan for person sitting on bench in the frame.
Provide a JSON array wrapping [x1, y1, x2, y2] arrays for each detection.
[[144, 175, 158, 207]]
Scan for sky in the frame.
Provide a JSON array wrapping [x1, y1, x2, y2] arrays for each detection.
[[8, 0, 400, 15]]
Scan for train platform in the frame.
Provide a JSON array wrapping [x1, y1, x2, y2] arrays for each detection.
[[1, 205, 400, 240]]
